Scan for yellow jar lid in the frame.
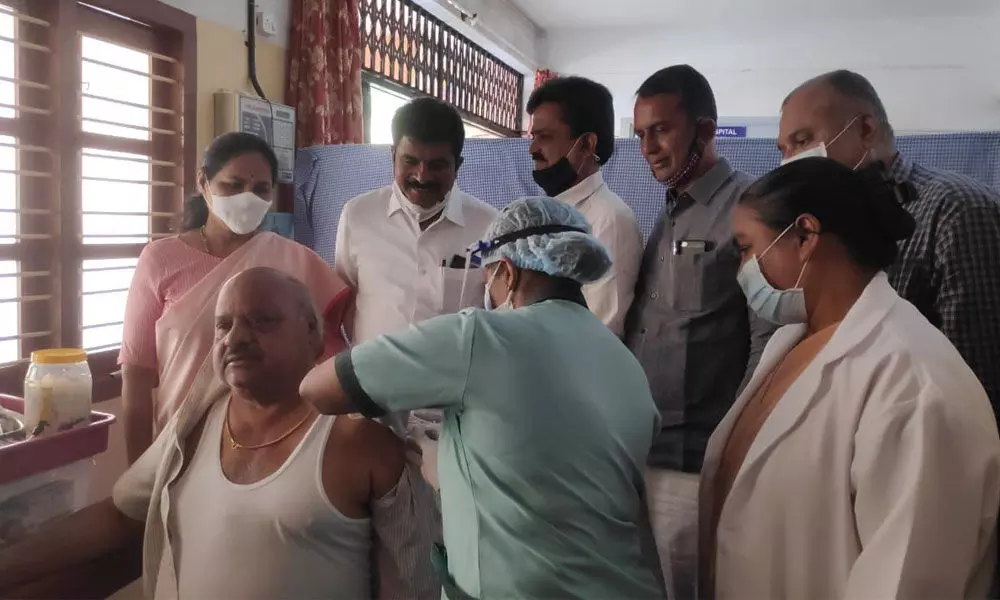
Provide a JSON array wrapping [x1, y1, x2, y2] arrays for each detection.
[[31, 348, 87, 365]]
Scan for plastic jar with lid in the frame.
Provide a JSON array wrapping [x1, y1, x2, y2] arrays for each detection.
[[23, 349, 92, 438]]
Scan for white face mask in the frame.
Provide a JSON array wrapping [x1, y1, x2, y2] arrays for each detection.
[[781, 115, 868, 168], [208, 190, 272, 235], [736, 222, 810, 325], [394, 183, 448, 224]]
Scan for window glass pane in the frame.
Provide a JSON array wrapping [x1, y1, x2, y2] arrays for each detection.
[[81, 148, 151, 243], [0, 339, 15, 363], [0, 6, 13, 37], [82, 323, 124, 352], [0, 7, 13, 119], [81, 259, 136, 351], [82, 96, 150, 131], [82, 180, 150, 214], [81, 36, 151, 141], [365, 83, 504, 142], [0, 260, 17, 361], [82, 214, 148, 244], [82, 290, 127, 328], [0, 135, 14, 245], [82, 153, 150, 182], [83, 257, 140, 269], [368, 83, 409, 144], [82, 258, 137, 295], [82, 36, 148, 73]]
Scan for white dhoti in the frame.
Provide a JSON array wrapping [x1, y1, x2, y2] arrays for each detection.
[[646, 468, 700, 600]]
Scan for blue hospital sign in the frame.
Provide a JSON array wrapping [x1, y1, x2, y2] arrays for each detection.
[[716, 126, 748, 138]]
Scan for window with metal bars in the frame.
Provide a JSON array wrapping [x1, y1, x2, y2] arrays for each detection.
[[0, 0, 195, 402], [359, 0, 524, 138]]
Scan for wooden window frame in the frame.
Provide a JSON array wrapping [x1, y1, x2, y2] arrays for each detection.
[[0, 0, 196, 403], [359, 0, 524, 137]]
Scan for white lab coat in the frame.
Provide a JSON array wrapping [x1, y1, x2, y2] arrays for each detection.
[[700, 272, 1000, 599]]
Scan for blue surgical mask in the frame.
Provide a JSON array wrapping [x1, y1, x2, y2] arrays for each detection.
[[736, 222, 810, 325]]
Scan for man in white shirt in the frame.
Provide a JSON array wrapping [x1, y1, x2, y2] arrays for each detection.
[[336, 97, 498, 343], [335, 97, 497, 483], [527, 76, 643, 336]]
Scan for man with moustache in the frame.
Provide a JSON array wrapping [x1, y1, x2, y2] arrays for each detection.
[[527, 76, 643, 336], [0, 268, 439, 600], [335, 97, 497, 484], [623, 65, 776, 598]]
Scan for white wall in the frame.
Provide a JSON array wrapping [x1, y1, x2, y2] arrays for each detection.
[[160, 0, 292, 47], [544, 11, 1000, 136], [414, 0, 541, 74], [160, 0, 541, 74]]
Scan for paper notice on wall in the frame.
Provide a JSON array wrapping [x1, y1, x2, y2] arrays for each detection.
[[238, 95, 296, 183]]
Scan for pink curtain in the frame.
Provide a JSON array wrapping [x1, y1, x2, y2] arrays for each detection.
[[286, 0, 363, 147], [533, 69, 559, 90]]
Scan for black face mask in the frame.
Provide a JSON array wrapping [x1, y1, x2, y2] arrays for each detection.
[[532, 157, 579, 197], [532, 136, 588, 197]]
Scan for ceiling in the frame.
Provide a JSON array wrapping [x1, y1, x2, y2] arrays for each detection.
[[508, 0, 998, 29]]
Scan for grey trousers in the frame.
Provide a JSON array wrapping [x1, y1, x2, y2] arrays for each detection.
[[646, 468, 700, 600]]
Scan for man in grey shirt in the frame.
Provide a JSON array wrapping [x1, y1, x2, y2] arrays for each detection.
[[624, 64, 775, 598]]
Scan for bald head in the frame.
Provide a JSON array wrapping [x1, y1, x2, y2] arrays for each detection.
[[213, 267, 322, 403], [220, 267, 321, 335], [778, 70, 895, 168]]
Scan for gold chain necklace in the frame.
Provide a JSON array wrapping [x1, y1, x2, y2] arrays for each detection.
[[224, 402, 315, 451]]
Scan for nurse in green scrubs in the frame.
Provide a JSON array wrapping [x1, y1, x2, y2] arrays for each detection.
[[301, 197, 664, 600]]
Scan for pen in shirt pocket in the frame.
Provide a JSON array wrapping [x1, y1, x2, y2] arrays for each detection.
[[673, 239, 716, 255]]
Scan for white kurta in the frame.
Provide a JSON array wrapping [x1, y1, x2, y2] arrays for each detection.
[[334, 184, 498, 344], [555, 171, 643, 337], [701, 273, 1000, 599]]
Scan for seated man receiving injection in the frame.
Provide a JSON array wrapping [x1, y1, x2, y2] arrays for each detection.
[[0, 267, 439, 600], [301, 197, 665, 600]]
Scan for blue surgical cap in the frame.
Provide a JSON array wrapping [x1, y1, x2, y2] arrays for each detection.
[[480, 196, 611, 284]]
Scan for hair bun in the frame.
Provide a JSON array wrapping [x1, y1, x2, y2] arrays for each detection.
[[857, 162, 917, 242]]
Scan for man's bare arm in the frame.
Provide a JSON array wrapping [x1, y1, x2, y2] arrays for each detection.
[[0, 498, 144, 592], [338, 418, 440, 600]]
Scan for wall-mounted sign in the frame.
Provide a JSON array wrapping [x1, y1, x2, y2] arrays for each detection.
[[716, 126, 748, 138]]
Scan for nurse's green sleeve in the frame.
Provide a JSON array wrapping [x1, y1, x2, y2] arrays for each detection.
[[334, 311, 477, 418]]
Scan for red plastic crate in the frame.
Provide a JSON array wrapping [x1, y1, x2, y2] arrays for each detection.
[[0, 394, 116, 486]]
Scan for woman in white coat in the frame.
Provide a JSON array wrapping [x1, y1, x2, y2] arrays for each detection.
[[701, 156, 1000, 599]]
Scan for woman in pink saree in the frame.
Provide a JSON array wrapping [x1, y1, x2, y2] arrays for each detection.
[[119, 132, 350, 463]]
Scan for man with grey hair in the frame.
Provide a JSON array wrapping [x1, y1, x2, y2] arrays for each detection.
[[779, 69, 1000, 419], [0, 267, 440, 600]]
